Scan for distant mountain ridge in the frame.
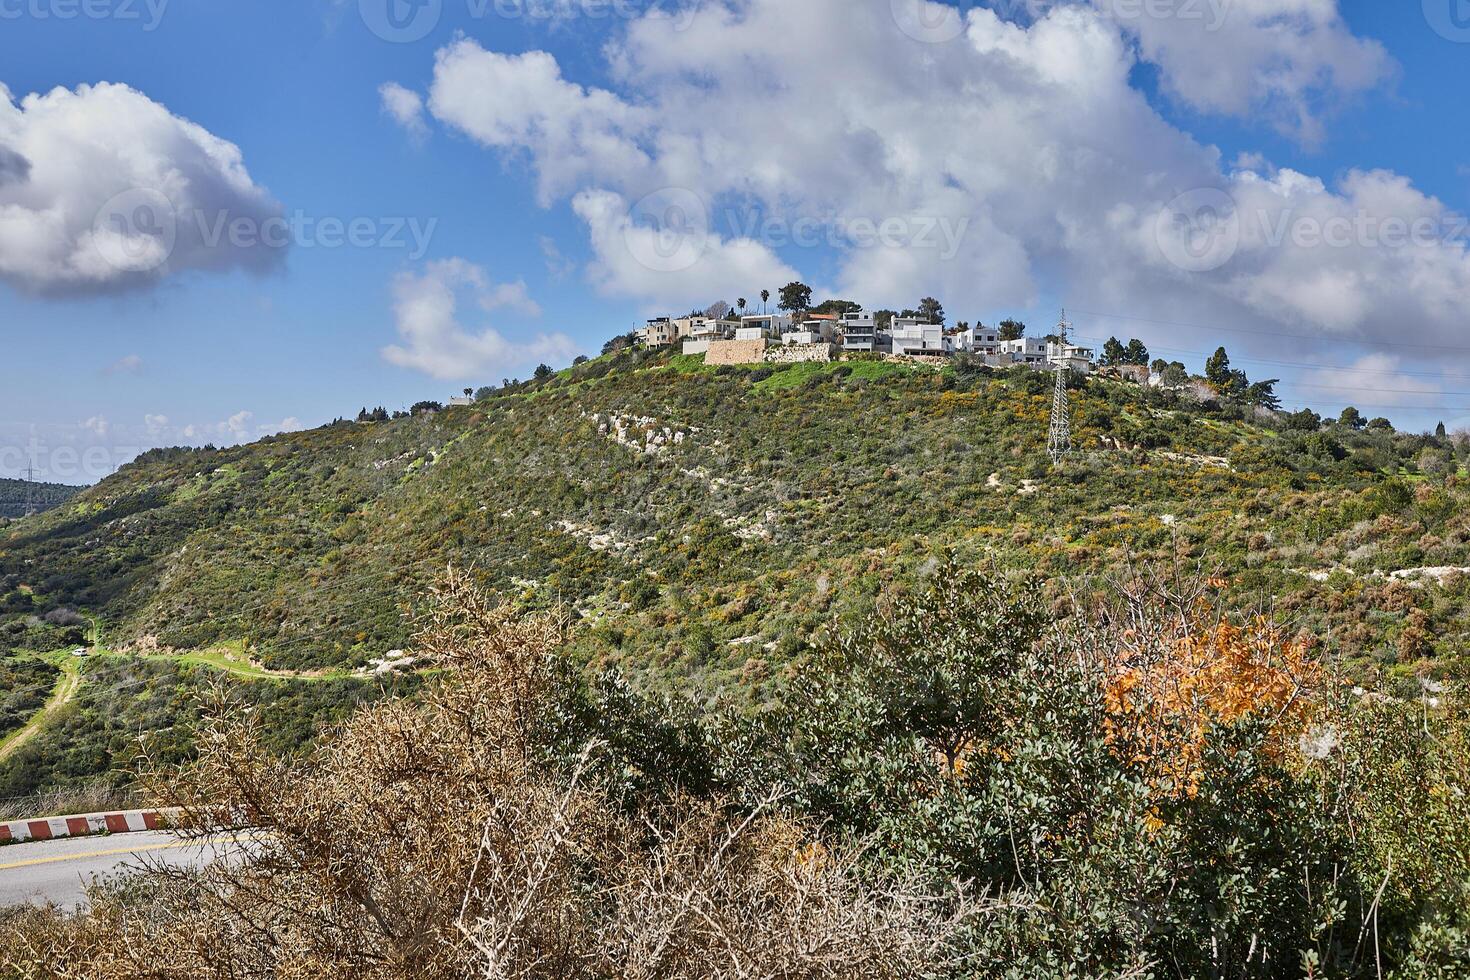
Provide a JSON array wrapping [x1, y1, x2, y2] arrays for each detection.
[[0, 478, 81, 520]]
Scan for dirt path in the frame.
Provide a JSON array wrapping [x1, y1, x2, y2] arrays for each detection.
[[0, 658, 82, 763]]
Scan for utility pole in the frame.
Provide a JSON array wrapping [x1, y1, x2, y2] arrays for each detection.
[[1047, 310, 1073, 465], [23, 463, 37, 517]]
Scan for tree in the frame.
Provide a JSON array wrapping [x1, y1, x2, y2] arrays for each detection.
[[760, 289, 770, 313], [998, 319, 1026, 341], [1338, 406, 1366, 430], [1436, 421, 1448, 439], [736, 297, 747, 316], [915, 297, 945, 325], [1245, 379, 1282, 411], [573, 356, 589, 366], [1281, 408, 1321, 431], [463, 388, 473, 398], [1204, 347, 1233, 390], [1160, 362, 1190, 388], [1100, 337, 1127, 366], [812, 299, 862, 316], [1366, 417, 1394, 432], [873, 310, 897, 330], [704, 301, 731, 320], [1124, 339, 1149, 366], [778, 282, 813, 316], [534, 364, 555, 382], [602, 332, 639, 356], [1151, 359, 1169, 374]]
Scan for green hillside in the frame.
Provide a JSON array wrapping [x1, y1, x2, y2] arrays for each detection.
[[4, 349, 1467, 701], [0, 478, 80, 520], [1, 347, 1468, 798]]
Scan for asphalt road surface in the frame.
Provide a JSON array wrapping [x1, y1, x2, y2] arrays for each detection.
[[0, 831, 251, 907]]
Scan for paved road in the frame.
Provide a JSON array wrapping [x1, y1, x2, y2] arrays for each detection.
[[0, 831, 251, 907]]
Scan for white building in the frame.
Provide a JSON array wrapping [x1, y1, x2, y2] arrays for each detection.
[[681, 317, 736, 355], [997, 336, 1048, 367], [838, 311, 888, 352], [1047, 340, 1096, 374], [737, 313, 793, 341], [889, 317, 948, 356], [957, 325, 1001, 355], [784, 316, 839, 345]]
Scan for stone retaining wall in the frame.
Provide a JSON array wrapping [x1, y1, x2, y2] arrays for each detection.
[[766, 343, 840, 364]]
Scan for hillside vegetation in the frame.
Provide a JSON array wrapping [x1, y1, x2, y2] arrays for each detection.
[[3, 349, 1466, 695], [0, 478, 79, 520], [4, 567, 1466, 978]]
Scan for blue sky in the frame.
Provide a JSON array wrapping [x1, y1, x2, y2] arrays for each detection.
[[1, 0, 1468, 481]]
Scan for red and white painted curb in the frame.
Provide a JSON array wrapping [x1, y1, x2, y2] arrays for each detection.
[[0, 809, 178, 844]]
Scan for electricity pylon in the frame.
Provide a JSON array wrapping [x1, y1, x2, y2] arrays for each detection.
[[23, 464, 37, 517], [1047, 310, 1073, 464]]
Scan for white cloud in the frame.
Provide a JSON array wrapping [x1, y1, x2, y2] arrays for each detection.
[[81, 415, 109, 436], [378, 82, 428, 141], [0, 81, 285, 297], [144, 413, 169, 436], [381, 258, 578, 381], [400, 1, 1466, 372], [426, 42, 652, 206], [1298, 354, 1446, 410], [226, 411, 253, 437], [573, 189, 803, 310], [105, 353, 144, 374], [1094, 0, 1393, 145]]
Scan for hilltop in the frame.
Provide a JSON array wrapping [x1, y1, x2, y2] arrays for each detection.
[[3, 349, 1466, 699], [0, 478, 80, 520]]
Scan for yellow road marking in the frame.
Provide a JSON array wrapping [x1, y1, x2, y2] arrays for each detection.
[[0, 834, 254, 872]]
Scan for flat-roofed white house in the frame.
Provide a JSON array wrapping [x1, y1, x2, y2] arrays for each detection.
[[737, 313, 793, 340], [1047, 340, 1096, 374], [890, 317, 948, 356], [998, 336, 1048, 366], [681, 316, 737, 355], [838, 311, 888, 352], [784, 315, 839, 345], [958, 325, 1001, 354]]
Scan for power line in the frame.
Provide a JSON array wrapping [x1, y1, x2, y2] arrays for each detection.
[[1073, 308, 1470, 355]]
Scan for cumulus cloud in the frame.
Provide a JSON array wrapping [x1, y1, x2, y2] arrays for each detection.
[[573, 189, 802, 310], [381, 258, 578, 381], [0, 81, 284, 297], [104, 353, 144, 375], [378, 82, 428, 141], [1297, 354, 1448, 411], [397, 0, 1465, 375], [425, 43, 652, 206], [1090, 0, 1393, 145], [81, 415, 109, 437]]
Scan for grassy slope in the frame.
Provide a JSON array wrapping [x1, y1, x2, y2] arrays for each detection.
[[3, 352, 1467, 703]]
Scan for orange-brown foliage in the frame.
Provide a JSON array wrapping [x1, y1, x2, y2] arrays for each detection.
[[1103, 618, 1321, 799]]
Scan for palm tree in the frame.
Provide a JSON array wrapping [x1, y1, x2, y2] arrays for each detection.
[[761, 289, 770, 314], [737, 297, 747, 317]]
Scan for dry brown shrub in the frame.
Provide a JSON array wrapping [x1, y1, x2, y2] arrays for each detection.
[[0, 570, 963, 980]]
